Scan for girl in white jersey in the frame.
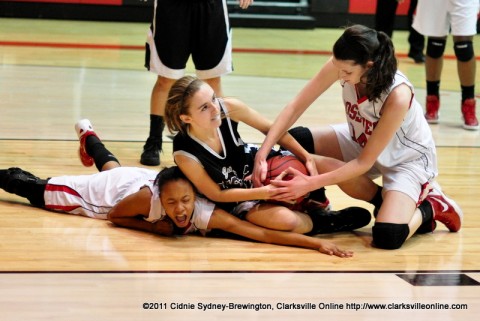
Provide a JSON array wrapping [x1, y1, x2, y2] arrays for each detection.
[[0, 120, 353, 257], [253, 24, 463, 250]]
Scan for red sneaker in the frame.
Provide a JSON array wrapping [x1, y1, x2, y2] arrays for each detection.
[[425, 95, 439, 124], [74, 119, 97, 167], [425, 183, 463, 232], [461, 98, 479, 130]]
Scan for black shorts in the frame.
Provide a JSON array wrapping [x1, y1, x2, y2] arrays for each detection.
[[145, 0, 232, 79]]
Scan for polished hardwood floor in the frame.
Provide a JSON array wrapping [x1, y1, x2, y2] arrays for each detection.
[[0, 18, 479, 320]]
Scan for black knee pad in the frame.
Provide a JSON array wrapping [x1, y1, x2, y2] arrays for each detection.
[[372, 222, 409, 250], [288, 126, 314, 153], [454, 41, 474, 62], [426, 38, 446, 59]]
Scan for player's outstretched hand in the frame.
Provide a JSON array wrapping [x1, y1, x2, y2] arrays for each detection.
[[317, 240, 353, 258]]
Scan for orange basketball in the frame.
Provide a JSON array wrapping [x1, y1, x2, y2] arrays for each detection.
[[264, 155, 309, 205]]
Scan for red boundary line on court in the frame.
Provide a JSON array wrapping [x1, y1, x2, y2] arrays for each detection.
[[1, 40, 473, 61]]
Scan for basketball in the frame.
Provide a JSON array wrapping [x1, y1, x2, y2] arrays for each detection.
[[264, 155, 309, 205]]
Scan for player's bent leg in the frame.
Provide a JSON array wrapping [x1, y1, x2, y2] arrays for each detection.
[[372, 222, 409, 249], [309, 126, 344, 159], [245, 203, 313, 234], [75, 119, 97, 167], [75, 119, 120, 171]]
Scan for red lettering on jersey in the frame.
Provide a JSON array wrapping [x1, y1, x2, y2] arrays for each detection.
[[346, 102, 379, 147], [346, 102, 358, 120]]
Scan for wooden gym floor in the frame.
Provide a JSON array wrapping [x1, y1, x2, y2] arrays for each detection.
[[0, 18, 479, 320]]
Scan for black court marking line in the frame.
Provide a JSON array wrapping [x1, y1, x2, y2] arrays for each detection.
[[1, 270, 480, 274], [396, 273, 480, 286]]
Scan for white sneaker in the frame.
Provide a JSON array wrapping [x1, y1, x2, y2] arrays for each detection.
[[75, 119, 94, 139], [74, 119, 97, 167]]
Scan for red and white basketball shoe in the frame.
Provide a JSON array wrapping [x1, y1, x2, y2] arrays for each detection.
[[461, 98, 479, 130], [75, 119, 97, 167], [424, 182, 463, 232], [425, 95, 440, 124]]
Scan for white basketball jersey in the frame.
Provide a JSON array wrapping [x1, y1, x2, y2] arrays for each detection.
[[341, 71, 437, 170]]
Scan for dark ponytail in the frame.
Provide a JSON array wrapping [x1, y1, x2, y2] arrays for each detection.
[[333, 25, 397, 102]]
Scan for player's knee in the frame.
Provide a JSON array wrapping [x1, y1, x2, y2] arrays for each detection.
[[288, 126, 314, 153], [453, 41, 474, 62], [426, 38, 446, 59], [277, 208, 301, 231], [372, 222, 409, 250]]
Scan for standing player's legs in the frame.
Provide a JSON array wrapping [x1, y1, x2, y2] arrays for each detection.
[[142, 0, 232, 166], [412, 0, 448, 123], [141, 0, 192, 166], [454, 34, 478, 130], [449, 0, 479, 129], [407, 0, 425, 63], [374, 0, 398, 38], [140, 75, 175, 166], [449, 0, 478, 129], [192, 0, 232, 98], [424, 35, 446, 123]]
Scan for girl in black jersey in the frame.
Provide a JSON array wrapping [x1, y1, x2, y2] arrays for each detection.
[[164, 76, 372, 236]]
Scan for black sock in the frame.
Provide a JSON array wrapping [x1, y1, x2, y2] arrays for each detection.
[[149, 114, 165, 140], [85, 135, 119, 171], [426, 81, 440, 97], [368, 185, 383, 208], [416, 200, 435, 234], [143, 115, 165, 153], [368, 185, 383, 217], [461, 85, 475, 103]]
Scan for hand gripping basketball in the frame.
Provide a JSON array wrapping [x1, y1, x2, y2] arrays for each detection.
[[264, 155, 309, 205]]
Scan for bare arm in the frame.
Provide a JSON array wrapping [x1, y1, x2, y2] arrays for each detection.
[[253, 57, 340, 184], [107, 187, 174, 236], [175, 154, 278, 203], [271, 85, 412, 201], [225, 98, 311, 161], [207, 207, 353, 257]]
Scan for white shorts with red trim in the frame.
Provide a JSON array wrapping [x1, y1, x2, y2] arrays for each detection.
[[44, 167, 158, 219]]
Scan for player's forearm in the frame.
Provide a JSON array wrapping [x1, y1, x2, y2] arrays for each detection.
[[207, 186, 269, 203], [262, 229, 331, 252], [109, 217, 173, 236]]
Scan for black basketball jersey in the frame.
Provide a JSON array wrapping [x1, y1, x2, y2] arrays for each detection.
[[173, 99, 258, 212]]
